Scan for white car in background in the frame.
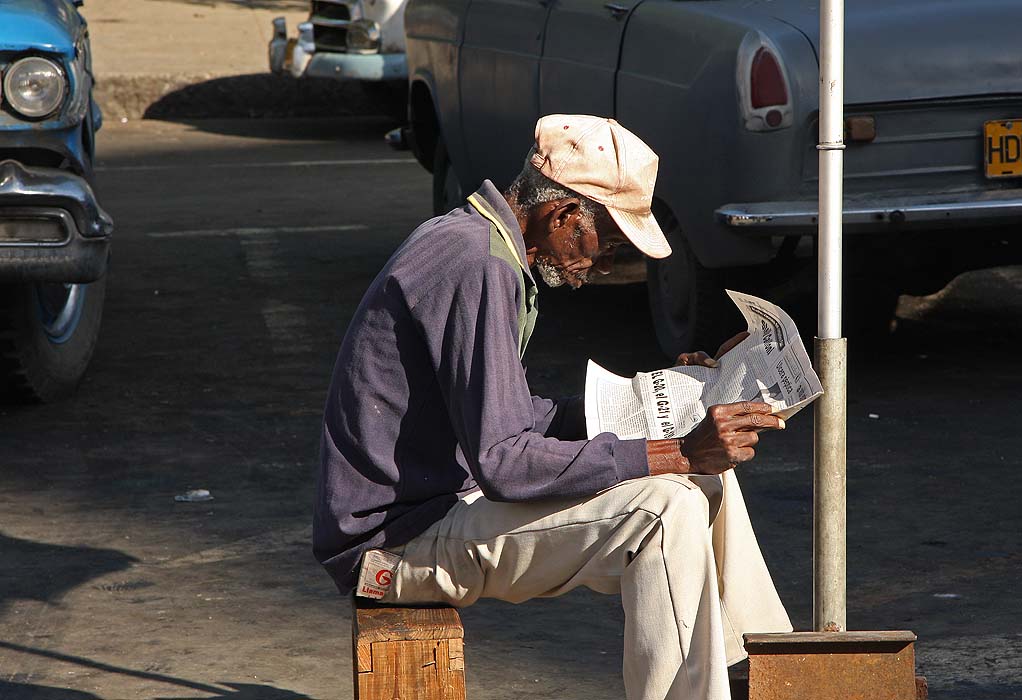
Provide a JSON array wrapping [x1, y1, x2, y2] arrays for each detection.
[[269, 0, 408, 116]]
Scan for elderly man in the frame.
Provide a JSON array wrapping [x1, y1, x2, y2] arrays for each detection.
[[315, 115, 791, 700]]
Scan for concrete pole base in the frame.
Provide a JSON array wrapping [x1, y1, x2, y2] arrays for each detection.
[[814, 336, 847, 632]]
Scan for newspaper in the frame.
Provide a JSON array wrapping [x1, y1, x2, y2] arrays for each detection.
[[585, 290, 824, 440]]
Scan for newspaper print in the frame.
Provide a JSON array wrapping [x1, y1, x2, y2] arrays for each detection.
[[585, 291, 824, 440]]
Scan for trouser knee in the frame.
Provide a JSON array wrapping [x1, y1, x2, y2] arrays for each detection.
[[631, 475, 716, 526]]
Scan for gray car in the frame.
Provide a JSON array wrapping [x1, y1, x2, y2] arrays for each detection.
[[404, 0, 1022, 355]]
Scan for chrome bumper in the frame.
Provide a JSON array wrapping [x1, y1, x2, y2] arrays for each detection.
[[717, 188, 1022, 234], [268, 18, 407, 82], [303, 52, 406, 81], [0, 160, 113, 283]]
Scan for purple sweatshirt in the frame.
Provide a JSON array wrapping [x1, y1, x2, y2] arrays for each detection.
[[314, 181, 650, 592]]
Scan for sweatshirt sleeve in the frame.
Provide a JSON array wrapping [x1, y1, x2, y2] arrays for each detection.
[[408, 257, 648, 502]]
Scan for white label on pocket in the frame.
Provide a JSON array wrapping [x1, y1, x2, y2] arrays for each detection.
[[356, 549, 402, 599]]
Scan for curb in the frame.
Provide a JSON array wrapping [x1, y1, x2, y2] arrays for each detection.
[[94, 72, 402, 121]]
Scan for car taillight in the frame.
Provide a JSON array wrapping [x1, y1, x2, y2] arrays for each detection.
[[750, 48, 788, 109], [737, 33, 793, 132]]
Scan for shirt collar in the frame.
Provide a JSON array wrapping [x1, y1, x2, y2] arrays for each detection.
[[471, 180, 534, 283]]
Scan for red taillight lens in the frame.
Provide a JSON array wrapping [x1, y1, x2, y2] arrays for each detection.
[[750, 47, 788, 108]]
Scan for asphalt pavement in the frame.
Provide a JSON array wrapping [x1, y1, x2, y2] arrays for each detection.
[[1, 117, 1021, 700]]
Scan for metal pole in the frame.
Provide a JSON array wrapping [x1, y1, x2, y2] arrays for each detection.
[[814, 0, 847, 632]]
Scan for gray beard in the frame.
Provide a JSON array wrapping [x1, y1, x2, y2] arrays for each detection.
[[536, 259, 567, 287], [535, 258, 588, 288]]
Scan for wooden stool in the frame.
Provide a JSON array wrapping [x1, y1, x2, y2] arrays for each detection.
[[352, 597, 466, 700], [740, 631, 924, 700]]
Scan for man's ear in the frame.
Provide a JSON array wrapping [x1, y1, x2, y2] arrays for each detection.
[[547, 198, 581, 235]]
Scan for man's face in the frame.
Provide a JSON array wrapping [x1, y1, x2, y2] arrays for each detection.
[[530, 200, 629, 289]]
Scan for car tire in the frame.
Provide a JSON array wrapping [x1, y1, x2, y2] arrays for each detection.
[[646, 210, 740, 358], [0, 276, 107, 403], [432, 135, 464, 216]]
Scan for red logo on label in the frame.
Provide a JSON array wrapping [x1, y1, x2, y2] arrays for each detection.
[[375, 569, 392, 586]]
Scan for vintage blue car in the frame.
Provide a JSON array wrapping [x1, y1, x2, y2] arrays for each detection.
[[0, 0, 111, 402], [405, 0, 1022, 355]]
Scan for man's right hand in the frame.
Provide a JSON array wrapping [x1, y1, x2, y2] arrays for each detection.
[[646, 401, 785, 476]]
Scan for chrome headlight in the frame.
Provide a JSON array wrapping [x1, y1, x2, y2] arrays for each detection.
[[346, 20, 381, 54], [3, 57, 67, 119]]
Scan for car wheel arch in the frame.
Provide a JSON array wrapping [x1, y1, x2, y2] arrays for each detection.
[[651, 195, 710, 267], [409, 77, 440, 174], [646, 197, 739, 356]]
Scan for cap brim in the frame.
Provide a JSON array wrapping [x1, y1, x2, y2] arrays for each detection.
[[607, 207, 672, 259]]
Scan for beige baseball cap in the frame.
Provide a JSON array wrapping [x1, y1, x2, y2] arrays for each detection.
[[529, 114, 672, 259]]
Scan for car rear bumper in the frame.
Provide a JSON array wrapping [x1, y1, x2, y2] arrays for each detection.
[[0, 160, 113, 283], [716, 188, 1022, 234]]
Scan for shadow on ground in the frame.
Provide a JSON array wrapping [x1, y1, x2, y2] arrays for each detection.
[[140, 74, 402, 122], [0, 641, 315, 700], [0, 533, 137, 612], [159, 115, 402, 142], [0, 680, 101, 700], [150, 0, 307, 11]]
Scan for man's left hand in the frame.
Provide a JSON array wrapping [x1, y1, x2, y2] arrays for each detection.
[[674, 331, 750, 369]]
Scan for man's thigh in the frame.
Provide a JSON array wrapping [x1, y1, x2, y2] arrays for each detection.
[[386, 474, 719, 606]]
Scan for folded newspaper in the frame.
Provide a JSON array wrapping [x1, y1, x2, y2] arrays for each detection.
[[585, 290, 824, 441]]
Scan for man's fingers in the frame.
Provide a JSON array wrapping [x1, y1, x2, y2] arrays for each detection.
[[726, 413, 786, 432], [709, 401, 774, 421], [677, 330, 749, 367], [727, 446, 756, 465], [731, 430, 760, 448], [708, 403, 785, 432], [714, 331, 750, 360], [735, 401, 775, 415], [675, 351, 717, 368]]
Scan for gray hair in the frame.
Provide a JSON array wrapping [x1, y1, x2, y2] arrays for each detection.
[[505, 148, 601, 233]]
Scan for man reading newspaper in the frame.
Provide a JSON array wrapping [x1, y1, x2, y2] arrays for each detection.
[[586, 290, 824, 443], [315, 115, 794, 700]]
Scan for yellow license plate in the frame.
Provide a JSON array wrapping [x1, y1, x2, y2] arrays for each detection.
[[984, 120, 1022, 178]]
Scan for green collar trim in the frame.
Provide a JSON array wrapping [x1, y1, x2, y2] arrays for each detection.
[[467, 193, 526, 271]]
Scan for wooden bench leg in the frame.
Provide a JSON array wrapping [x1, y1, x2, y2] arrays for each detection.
[[352, 597, 466, 700]]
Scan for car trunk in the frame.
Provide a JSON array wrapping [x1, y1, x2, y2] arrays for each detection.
[[758, 0, 1022, 104], [797, 97, 1022, 197], [748, 0, 1022, 197]]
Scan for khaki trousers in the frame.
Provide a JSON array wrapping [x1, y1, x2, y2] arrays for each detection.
[[382, 472, 792, 700]]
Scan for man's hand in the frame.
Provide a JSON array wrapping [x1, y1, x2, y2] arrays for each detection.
[[674, 331, 750, 368], [646, 401, 784, 476]]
